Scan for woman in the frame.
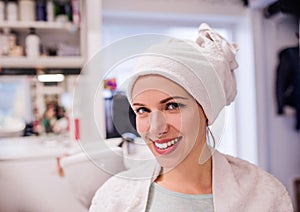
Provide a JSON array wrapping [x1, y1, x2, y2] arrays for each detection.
[[90, 24, 293, 211], [42, 101, 57, 133]]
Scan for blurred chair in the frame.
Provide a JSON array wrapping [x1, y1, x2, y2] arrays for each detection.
[[60, 146, 126, 209]]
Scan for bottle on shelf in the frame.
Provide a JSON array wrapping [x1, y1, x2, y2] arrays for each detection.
[[6, 0, 18, 21], [0, 29, 8, 56], [25, 27, 40, 57], [46, 0, 54, 22], [64, 2, 72, 22], [54, 1, 71, 23], [71, 0, 80, 26], [0, 28, 12, 56], [0, 0, 4, 21], [36, 0, 47, 21], [19, 0, 35, 22]]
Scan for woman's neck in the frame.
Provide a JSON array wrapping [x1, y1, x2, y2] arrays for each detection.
[[155, 150, 212, 194]]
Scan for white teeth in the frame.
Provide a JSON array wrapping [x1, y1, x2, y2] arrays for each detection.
[[154, 137, 181, 150]]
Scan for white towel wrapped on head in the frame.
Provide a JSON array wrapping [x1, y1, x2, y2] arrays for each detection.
[[127, 23, 239, 125]]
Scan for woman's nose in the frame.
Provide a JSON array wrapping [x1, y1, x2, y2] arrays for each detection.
[[149, 110, 167, 137]]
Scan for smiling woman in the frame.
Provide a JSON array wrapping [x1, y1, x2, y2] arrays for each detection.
[[131, 75, 206, 172], [89, 23, 293, 212]]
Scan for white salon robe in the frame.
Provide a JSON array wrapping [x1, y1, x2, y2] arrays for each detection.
[[90, 151, 293, 212]]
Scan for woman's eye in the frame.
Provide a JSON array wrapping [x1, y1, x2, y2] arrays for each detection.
[[166, 102, 183, 110], [135, 107, 150, 115]]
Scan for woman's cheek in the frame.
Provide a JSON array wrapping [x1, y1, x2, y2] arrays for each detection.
[[166, 114, 182, 132], [136, 117, 149, 136]]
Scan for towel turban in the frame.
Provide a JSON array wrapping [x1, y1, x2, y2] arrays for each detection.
[[127, 23, 239, 125]]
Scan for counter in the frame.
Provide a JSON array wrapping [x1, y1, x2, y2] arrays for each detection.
[[0, 135, 87, 212]]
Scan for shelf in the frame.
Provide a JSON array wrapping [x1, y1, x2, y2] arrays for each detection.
[[0, 21, 79, 32], [0, 56, 85, 69]]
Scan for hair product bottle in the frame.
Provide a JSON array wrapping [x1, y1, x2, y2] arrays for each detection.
[[19, 0, 35, 21], [25, 28, 40, 57], [6, 0, 18, 21], [0, 0, 5, 21], [46, 0, 54, 22]]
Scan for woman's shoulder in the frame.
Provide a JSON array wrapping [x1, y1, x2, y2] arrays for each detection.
[[216, 152, 293, 211], [223, 153, 284, 189], [90, 159, 159, 212], [90, 175, 135, 211]]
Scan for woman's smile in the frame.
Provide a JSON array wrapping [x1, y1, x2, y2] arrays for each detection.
[[151, 136, 183, 154]]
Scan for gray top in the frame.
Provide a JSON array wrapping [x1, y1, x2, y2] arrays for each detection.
[[146, 183, 214, 212]]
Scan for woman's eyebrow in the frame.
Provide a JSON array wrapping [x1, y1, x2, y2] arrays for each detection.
[[132, 103, 145, 106], [160, 96, 188, 104]]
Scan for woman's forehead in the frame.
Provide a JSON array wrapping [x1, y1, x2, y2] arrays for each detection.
[[131, 75, 190, 100]]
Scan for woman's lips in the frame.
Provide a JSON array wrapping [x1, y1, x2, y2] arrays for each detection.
[[151, 136, 182, 154]]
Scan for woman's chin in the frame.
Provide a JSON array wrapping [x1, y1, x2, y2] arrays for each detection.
[[155, 154, 185, 171]]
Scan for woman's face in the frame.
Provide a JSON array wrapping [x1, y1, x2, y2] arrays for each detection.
[[131, 75, 207, 168]]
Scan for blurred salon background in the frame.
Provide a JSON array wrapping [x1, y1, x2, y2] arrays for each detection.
[[0, 0, 299, 211]]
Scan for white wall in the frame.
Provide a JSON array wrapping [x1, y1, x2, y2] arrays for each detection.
[[252, 10, 300, 206], [234, 12, 258, 164], [103, 0, 245, 17]]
